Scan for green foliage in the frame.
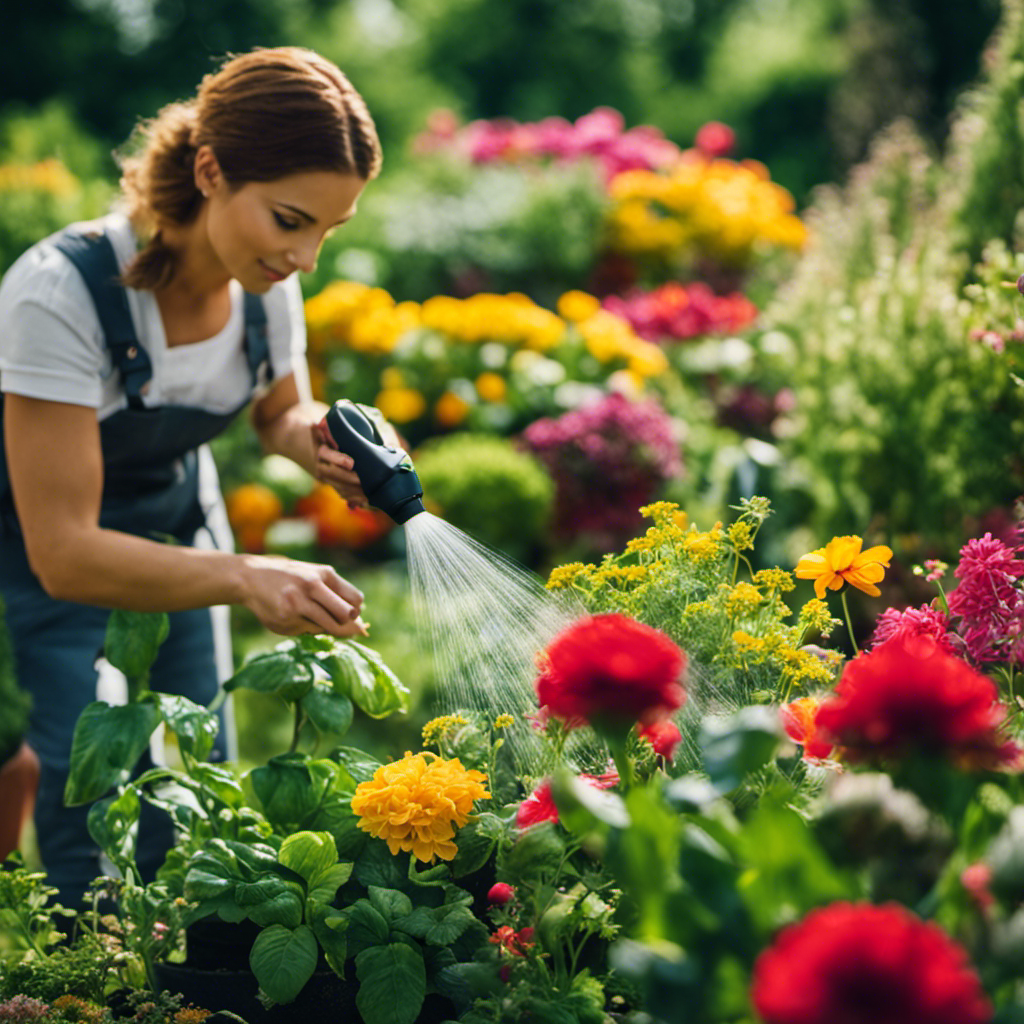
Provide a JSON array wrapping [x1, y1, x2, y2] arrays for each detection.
[[308, 158, 607, 305], [413, 433, 554, 564], [0, 597, 30, 766]]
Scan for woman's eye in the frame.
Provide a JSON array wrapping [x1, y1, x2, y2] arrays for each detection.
[[273, 211, 300, 231]]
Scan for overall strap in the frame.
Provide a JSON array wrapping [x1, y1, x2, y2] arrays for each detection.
[[242, 291, 272, 388], [51, 229, 152, 410]]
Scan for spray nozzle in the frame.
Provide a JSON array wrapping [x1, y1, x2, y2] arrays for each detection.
[[323, 400, 426, 525]]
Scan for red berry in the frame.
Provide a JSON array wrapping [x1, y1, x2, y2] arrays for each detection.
[[487, 882, 515, 905]]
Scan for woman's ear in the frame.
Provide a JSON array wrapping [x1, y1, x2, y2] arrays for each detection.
[[193, 145, 223, 199]]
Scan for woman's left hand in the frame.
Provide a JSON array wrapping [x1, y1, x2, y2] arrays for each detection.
[[310, 419, 369, 509]]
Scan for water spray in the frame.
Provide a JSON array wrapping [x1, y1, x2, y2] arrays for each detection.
[[322, 400, 426, 524]]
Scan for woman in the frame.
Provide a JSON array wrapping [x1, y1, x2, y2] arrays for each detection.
[[0, 47, 382, 906]]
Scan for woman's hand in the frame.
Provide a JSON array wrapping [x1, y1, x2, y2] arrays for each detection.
[[239, 553, 368, 637], [310, 418, 369, 509]]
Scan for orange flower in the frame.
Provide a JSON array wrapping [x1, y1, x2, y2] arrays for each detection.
[[779, 697, 832, 761], [794, 535, 892, 599], [434, 390, 471, 428]]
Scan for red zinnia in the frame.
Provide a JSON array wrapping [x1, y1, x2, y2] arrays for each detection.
[[815, 636, 1021, 771], [535, 614, 686, 729], [750, 902, 992, 1024]]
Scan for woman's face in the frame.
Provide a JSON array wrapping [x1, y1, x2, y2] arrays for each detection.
[[201, 163, 365, 293]]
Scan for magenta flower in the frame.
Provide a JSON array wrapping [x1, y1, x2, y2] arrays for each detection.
[[870, 604, 959, 656]]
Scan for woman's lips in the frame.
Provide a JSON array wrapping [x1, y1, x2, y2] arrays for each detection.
[[260, 260, 287, 282]]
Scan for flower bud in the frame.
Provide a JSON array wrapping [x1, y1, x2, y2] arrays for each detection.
[[487, 882, 515, 905]]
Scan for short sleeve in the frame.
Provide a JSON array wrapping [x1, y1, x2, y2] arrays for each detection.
[[0, 243, 108, 408], [263, 274, 309, 395]]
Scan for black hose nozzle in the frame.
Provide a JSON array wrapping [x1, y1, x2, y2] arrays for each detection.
[[323, 400, 426, 525]]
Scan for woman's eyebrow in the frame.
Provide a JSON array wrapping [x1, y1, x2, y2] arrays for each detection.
[[278, 202, 355, 227]]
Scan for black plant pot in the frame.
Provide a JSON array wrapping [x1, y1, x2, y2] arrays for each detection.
[[157, 918, 455, 1024]]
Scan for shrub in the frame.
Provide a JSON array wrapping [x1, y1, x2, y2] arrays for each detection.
[[412, 433, 554, 563]]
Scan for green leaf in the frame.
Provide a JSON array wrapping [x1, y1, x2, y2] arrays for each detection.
[[354, 839, 407, 889], [392, 905, 436, 939], [330, 746, 383, 788], [104, 609, 169, 690], [249, 924, 318, 1005], [235, 878, 305, 928], [65, 700, 162, 805], [249, 755, 338, 831], [344, 900, 391, 958], [355, 943, 426, 1024], [497, 821, 567, 886], [699, 707, 781, 794], [326, 642, 410, 719], [86, 787, 140, 874], [447, 818, 496, 879], [368, 886, 413, 923], [279, 831, 338, 888], [309, 863, 354, 905], [309, 900, 348, 976], [302, 686, 354, 737], [188, 763, 247, 809], [155, 693, 219, 762], [224, 650, 315, 703], [424, 904, 476, 946]]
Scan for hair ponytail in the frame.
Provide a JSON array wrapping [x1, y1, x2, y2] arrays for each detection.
[[117, 48, 382, 291]]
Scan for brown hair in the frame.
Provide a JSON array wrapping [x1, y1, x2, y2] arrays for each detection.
[[119, 47, 382, 289]]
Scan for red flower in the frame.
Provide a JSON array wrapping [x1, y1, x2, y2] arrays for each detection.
[[869, 604, 959, 656], [695, 120, 736, 158], [638, 720, 683, 760], [815, 636, 1021, 771], [535, 614, 686, 729], [489, 925, 535, 956], [779, 697, 833, 761], [751, 902, 992, 1024], [516, 772, 620, 828]]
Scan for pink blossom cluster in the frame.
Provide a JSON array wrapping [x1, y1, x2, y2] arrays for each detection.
[[413, 107, 681, 182], [519, 392, 682, 545], [601, 281, 758, 342], [969, 327, 1024, 354], [870, 530, 1024, 665]]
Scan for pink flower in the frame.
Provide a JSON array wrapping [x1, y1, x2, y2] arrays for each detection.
[[869, 604, 959, 656], [695, 121, 736, 158], [947, 533, 1024, 662]]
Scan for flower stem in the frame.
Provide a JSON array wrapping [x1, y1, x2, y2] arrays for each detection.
[[840, 589, 859, 656]]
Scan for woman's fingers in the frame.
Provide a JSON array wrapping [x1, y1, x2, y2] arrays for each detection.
[[315, 444, 370, 509]]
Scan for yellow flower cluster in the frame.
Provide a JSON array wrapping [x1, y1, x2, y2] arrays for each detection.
[[753, 569, 796, 594], [0, 158, 79, 197], [730, 630, 836, 689], [304, 281, 415, 356], [420, 293, 566, 350], [575, 309, 669, 377], [493, 714, 515, 730], [606, 154, 807, 266], [724, 582, 762, 618], [421, 714, 469, 746], [350, 751, 490, 863]]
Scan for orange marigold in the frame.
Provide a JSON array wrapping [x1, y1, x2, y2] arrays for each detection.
[[351, 751, 490, 863], [794, 535, 893, 599]]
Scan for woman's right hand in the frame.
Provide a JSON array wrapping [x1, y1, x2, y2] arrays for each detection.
[[238, 554, 367, 637]]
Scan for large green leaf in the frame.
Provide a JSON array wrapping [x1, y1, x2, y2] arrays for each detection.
[[249, 924, 318, 1005], [86, 787, 140, 874], [65, 700, 162, 805], [235, 877, 305, 929], [424, 904, 476, 946], [354, 838, 406, 889], [355, 943, 426, 1024], [344, 900, 391, 958], [301, 685, 354, 737], [699, 707, 781, 794], [249, 755, 337, 831], [325, 642, 410, 719], [367, 886, 413, 923], [155, 693, 219, 762], [279, 831, 338, 888], [224, 650, 315, 703], [309, 900, 348, 976], [330, 746, 383, 787], [104, 609, 169, 691]]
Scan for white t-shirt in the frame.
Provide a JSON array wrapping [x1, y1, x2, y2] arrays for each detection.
[[0, 212, 309, 418]]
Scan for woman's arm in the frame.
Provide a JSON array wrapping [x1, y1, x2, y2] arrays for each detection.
[[251, 371, 369, 508], [4, 393, 365, 636]]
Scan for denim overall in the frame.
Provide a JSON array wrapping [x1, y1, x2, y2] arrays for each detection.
[[0, 226, 271, 906]]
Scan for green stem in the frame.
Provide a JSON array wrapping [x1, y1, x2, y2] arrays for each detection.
[[610, 745, 635, 790], [840, 589, 859, 656], [290, 705, 306, 754], [935, 580, 950, 616]]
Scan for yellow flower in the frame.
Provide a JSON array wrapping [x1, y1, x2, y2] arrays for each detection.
[[493, 714, 515, 730], [794, 535, 893, 599], [546, 561, 592, 589], [557, 290, 602, 322], [422, 714, 469, 746], [475, 372, 507, 403], [725, 582, 762, 618], [753, 568, 796, 594], [727, 520, 755, 552], [351, 751, 490, 863], [375, 386, 427, 424]]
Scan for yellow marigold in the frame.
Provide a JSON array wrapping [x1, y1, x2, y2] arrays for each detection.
[[434, 390, 471, 427], [351, 751, 490, 863], [475, 371, 508, 403], [725, 582, 762, 618], [557, 290, 602, 323], [494, 714, 515, 729], [753, 568, 796, 593], [422, 714, 469, 746], [546, 562, 592, 589], [795, 535, 893, 599], [375, 386, 427, 424]]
